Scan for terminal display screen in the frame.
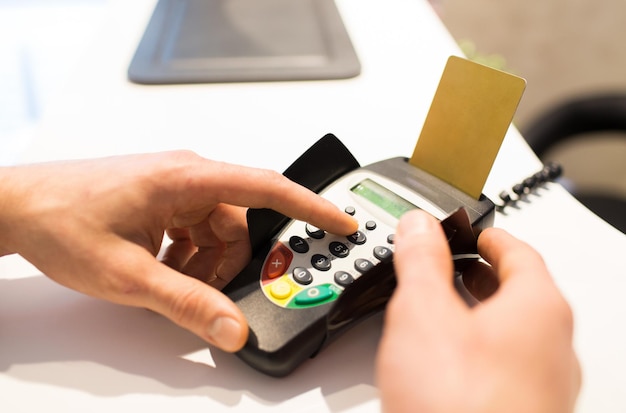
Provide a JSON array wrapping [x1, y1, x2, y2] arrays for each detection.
[[350, 179, 418, 219]]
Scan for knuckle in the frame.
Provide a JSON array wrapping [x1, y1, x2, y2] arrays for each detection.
[[166, 286, 206, 328], [537, 286, 575, 335], [553, 294, 575, 331], [259, 168, 288, 187], [256, 168, 296, 201], [167, 149, 202, 163], [161, 150, 202, 176]]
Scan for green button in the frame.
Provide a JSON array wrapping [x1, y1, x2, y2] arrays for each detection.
[[293, 285, 335, 306]]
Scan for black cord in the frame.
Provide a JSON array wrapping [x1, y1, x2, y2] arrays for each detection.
[[496, 162, 563, 211]]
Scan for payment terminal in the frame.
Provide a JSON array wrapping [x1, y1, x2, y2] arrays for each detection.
[[222, 134, 495, 377]]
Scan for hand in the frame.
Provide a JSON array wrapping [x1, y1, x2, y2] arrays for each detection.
[[0, 151, 358, 352], [376, 210, 580, 413]]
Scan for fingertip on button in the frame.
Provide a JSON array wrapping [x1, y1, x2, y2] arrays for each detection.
[[348, 216, 360, 234]]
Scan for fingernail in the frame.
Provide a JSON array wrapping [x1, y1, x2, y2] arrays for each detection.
[[404, 210, 436, 235], [207, 316, 243, 352]]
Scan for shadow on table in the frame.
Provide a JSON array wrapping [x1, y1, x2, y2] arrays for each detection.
[[0, 275, 381, 409]]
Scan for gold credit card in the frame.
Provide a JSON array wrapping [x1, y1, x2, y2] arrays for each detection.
[[409, 56, 526, 199]]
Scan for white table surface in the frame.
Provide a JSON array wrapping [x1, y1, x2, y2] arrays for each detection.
[[1, 1, 625, 412]]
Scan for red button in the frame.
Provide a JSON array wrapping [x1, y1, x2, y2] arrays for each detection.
[[262, 243, 293, 280]]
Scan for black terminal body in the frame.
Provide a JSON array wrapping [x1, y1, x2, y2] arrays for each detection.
[[223, 134, 495, 377]]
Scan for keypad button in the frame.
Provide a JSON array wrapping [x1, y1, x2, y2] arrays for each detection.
[[365, 220, 377, 230], [374, 246, 393, 262], [263, 243, 293, 279], [306, 224, 325, 239], [344, 206, 356, 216], [289, 235, 309, 253], [311, 254, 332, 271], [294, 285, 335, 306], [354, 258, 374, 273], [334, 271, 355, 287], [270, 280, 293, 300], [347, 230, 367, 245], [329, 241, 350, 258], [292, 267, 313, 285], [387, 234, 395, 244]]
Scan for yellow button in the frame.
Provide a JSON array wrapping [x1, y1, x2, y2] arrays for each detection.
[[270, 280, 292, 300]]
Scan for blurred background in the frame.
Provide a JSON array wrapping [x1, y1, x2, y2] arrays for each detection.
[[1, 0, 624, 229], [439, 0, 626, 127], [0, 0, 107, 165], [437, 0, 626, 232]]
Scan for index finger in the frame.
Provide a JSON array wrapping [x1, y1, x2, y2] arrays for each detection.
[[477, 228, 567, 312], [188, 158, 359, 235], [478, 228, 551, 286]]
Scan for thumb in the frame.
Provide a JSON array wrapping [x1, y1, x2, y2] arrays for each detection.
[[392, 210, 465, 316], [127, 252, 249, 352], [394, 210, 452, 286]]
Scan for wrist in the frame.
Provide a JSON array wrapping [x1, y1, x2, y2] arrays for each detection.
[[0, 166, 29, 256]]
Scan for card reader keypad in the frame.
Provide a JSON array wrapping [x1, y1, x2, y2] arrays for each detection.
[[260, 205, 395, 309]]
